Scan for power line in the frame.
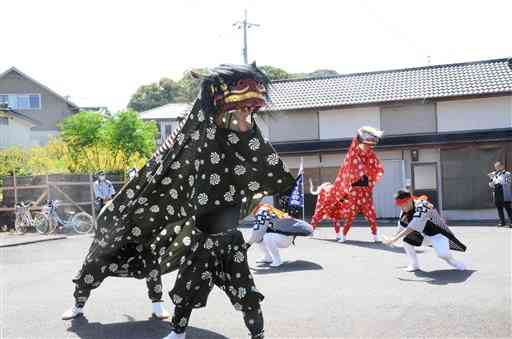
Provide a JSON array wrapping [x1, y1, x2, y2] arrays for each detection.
[[233, 9, 260, 64]]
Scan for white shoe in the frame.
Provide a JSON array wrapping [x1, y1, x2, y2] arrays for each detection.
[[448, 258, 466, 271], [163, 331, 186, 339], [152, 301, 171, 319], [337, 234, 346, 243], [270, 259, 282, 267], [372, 234, 380, 242], [405, 264, 420, 272], [335, 234, 342, 241], [61, 305, 83, 320]]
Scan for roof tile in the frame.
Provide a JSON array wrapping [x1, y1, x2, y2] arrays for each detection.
[[266, 58, 512, 111]]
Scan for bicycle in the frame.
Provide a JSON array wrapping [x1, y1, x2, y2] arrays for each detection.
[[40, 200, 95, 234], [14, 201, 49, 234]]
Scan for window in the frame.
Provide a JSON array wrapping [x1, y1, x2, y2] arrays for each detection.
[[29, 95, 40, 109], [0, 94, 41, 110], [0, 117, 8, 125]]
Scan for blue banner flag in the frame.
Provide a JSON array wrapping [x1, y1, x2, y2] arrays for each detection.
[[288, 173, 304, 208]]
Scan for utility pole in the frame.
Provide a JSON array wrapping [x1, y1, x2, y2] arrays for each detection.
[[233, 9, 260, 64]]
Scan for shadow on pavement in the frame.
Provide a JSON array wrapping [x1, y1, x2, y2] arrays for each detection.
[[251, 260, 323, 275], [397, 269, 476, 285], [67, 316, 229, 339], [313, 238, 424, 254]]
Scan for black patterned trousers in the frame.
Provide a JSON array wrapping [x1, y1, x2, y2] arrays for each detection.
[[169, 229, 264, 337], [72, 244, 164, 307]]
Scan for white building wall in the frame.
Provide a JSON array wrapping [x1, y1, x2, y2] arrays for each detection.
[[281, 155, 320, 169], [319, 106, 380, 139], [0, 118, 33, 148], [266, 110, 319, 142], [437, 96, 512, 132], [320, 153, 345, 167]]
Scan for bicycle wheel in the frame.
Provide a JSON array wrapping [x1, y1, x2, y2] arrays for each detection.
[[14, 214, 28, 234], [71, 212, 94, 234], [33, 213, 50, 234], [47, 216, 58, 234]]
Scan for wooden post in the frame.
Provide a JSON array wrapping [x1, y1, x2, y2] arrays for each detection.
[[13, 170, 17, 207], [46, 173, 50, 204], [89, 173, 96, 223]]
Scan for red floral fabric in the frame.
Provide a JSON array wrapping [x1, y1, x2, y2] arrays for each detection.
[[341, 187, 377, 235], [311, 138, 383, 231], [311, 183, 344, 228]]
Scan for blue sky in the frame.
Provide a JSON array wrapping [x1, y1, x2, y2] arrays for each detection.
[[2, 0, 511, 111]]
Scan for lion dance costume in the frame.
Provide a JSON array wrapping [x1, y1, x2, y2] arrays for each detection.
[[311, 127, 384, 242], [64, 63, 295, 339], [310, 182, 344, 239]]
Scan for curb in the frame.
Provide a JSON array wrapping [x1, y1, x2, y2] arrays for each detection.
[[0, 236, 67, 248]]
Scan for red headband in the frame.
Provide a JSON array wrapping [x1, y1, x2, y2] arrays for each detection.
[[395, 196, 414, 206], [395, 194, 429, 206]]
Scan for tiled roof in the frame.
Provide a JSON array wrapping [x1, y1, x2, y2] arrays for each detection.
[[139, 102, 192, 120], [266, 58, 512, 111]]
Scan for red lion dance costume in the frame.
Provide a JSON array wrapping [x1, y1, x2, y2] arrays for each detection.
[[310, 182, 344, 239], [311, 127, 384, 242]]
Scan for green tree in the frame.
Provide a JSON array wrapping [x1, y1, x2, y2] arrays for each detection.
[[176, 68, 207, 102], [104, 111, 158, 168], [0, 147, 30, 176], [259, 65, 291, 80], [59, 111, 106, 169], [306, 69, 339, 78], [59, 111, 158, 172], [128, 78, 183, 112]]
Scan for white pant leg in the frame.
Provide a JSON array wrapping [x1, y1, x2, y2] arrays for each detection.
[[402, 241, 420, 268], [256, 241, 273, 262], [398, 226, 420, 268], [262, 233, 293, 263], [430, 234, 466, 270]]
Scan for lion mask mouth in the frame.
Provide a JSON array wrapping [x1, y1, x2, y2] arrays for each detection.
[[213, 79, 267, 113]]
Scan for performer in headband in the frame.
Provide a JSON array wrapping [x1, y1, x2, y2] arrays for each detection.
[[382, 190, 467, 272], [247, 203, 313, 267], [64, 63, 295, 339], [329, 126, 384, 242]]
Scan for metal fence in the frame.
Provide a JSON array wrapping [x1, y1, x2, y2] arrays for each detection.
[[0, 173, 126, 229]]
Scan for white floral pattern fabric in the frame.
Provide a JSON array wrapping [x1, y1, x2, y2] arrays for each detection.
[[72, 100, 294, 306]]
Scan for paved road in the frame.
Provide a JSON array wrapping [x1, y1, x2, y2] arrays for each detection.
[[1, 226, 510, 339]]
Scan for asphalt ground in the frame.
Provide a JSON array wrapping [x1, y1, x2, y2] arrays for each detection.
[[1, 226, 510, 339]]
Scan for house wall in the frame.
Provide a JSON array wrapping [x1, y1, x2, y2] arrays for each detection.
[[265, 95, 512, 221], [266, 110, 318, 142], [319, 106, 380, 139], [381, 103, 437, 134], [0, 70, 75, 133], [436, 95, 512, 132], [30, 130, 60, 146], [0, 115, 33, 148]]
